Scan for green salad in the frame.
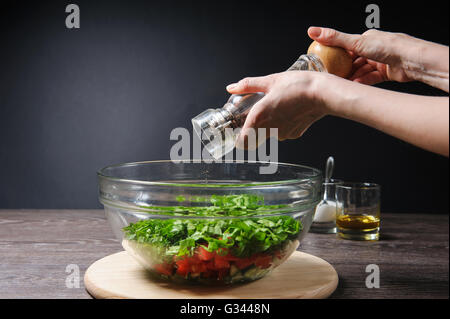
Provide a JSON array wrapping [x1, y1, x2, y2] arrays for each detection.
[[122, 194, 302, 283]]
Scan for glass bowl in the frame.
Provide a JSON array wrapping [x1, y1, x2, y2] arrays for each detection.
[[98, 160, 322, 285]]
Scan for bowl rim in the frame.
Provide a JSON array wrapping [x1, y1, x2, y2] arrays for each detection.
[[100, 198, 318, 219], [97, 159, 323, 188]]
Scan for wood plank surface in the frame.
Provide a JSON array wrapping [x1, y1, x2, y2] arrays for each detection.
[[0, 210, 448, 299]]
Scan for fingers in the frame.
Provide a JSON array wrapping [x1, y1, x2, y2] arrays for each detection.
[[236, 127, 273, 150], [366, 59, 388, 79], [350, 64, 376, 81], [350, 63, 385, 85], [308, 27, 362, 52], [236, 98, 273, 149], [349, 56, 389, 84], [350, 57, 368, 77], [226, 75, 274, 94], [352, 57, 368, 70], [353, 71, 385, 85]]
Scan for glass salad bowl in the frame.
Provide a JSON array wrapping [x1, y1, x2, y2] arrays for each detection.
[[98, 160, 322, 285]]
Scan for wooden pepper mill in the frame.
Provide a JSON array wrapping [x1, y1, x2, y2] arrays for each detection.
[[306, 41, 353, 78]]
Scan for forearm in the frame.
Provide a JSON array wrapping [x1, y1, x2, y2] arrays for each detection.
[[323, 78, 449, 156], [398, 35, 449, 92]]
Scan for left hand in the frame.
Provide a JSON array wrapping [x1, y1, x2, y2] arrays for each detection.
[[308, 27, 417, 85]]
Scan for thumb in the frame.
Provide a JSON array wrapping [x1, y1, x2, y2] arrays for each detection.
[[308, 27, 362, 53], [226, 75, 274, 94]]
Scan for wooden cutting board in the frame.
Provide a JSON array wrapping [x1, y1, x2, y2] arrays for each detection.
[[84, 251, 338, 299]]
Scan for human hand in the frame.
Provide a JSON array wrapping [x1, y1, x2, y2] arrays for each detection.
[[308, 27, 417, 85], [226, 71, 336, 146]]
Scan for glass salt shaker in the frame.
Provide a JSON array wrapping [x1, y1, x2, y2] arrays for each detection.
[[310, 179, 344, 234], [192, 41, 353, 159]]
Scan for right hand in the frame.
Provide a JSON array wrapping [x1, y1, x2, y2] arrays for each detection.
[[308, 27, 416, 85], [226, 71, 334, 145]]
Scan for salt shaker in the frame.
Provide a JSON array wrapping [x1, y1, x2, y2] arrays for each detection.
[[310, 179, 345, 234], [192, 41, 353, 159], [310, 157, 342, 234]]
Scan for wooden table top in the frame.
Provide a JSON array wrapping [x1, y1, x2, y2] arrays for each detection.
[[0, 210, 448, 299]]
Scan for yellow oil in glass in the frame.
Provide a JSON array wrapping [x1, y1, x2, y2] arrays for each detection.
[[336, 214, 380, 231], [336, 207, 380, 240]]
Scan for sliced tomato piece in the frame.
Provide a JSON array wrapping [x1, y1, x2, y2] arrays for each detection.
[[234, 257, 254, 269], [223, 253, 240, 261], [175, 257, 189, 268], [214, 255, 230, 269], [254, 254, 273, 269], [188, 255, 202, 264], [175, 258, 191, 276], [197, 246, 215, 261], [190, 262, 207, 273], [176, 267, 189, 277], [206, 260, 216, 270], [153, 262, 173, 276], [214, 256, 230, 269]]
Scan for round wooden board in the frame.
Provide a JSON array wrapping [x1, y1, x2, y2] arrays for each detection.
[[84, 251, 338, 299]]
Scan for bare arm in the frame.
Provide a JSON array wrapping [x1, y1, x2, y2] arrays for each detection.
[[227, 72, 449, 156], [308, 27, 449, 92], [321, 75, 449, 156]]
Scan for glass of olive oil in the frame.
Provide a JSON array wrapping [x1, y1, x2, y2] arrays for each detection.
[[336, 183, 380, 241]]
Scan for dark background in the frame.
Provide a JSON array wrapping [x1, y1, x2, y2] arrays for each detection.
[[0, 0, 448, 213]]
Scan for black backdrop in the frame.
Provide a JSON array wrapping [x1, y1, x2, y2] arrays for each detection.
[[0, 0, 448, 213]]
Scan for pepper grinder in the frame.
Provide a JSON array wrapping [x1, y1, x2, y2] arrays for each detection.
[[192, 41, 353, 159]]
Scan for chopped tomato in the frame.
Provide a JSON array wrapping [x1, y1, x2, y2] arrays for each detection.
[[205, 260, 216, 270], [197, 246, 215, 261], [172, 248, 274, 279], [221, 253, 240, 261], [214, 256, 230, 269], [153, 262, 173, 276], [254, 254, 272, 269], [176, 266, 189, 277], [190, 263, 207, 273], [234, 257, 254, 269], [175, 257, 190, 269], [188, 255, 202, 264]]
